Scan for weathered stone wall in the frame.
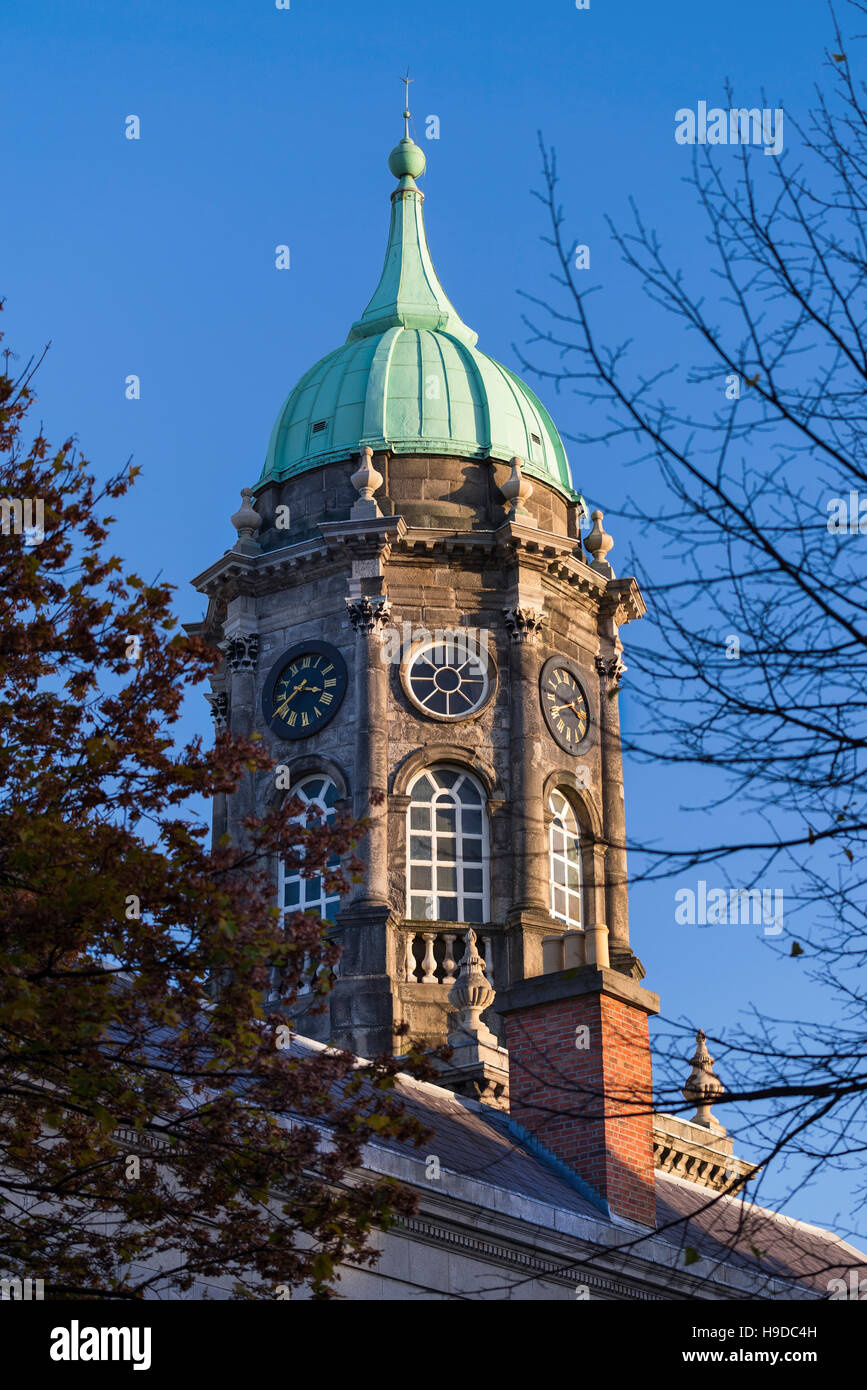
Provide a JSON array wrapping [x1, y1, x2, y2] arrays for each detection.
[[197, 450, 636, 1058]]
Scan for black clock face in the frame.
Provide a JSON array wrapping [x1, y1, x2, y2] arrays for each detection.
[[262, 641, 348, 740], [540, 655, 589, 754]]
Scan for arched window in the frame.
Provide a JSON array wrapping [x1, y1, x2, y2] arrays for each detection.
[[271, 775, 341, 1001], [279, 775, 341, 924], [407, 767, 489, 924], [549, 789, 582, 929]]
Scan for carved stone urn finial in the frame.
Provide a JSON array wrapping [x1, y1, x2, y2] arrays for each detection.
[[683, 1029, 726, 1129], [230, 488, 262, 554], [501, 455, 535, 525], [585, 508, 615, 577], [448, 928, 497, 1046], [350, 445, 384, 518]]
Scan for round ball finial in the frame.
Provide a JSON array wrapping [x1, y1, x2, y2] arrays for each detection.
[[388, 137, 426, 181]]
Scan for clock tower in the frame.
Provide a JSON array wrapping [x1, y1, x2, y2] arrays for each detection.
[[191, 116, 648, 1081]]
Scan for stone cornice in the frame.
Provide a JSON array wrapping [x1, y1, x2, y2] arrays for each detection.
[[191, 517, 406, 601], [318, 515, 406, 559], [191, 537, 330, 600], [496, 963, 661, 1018], [600, 576, 647, 626], [191, 516, 646, 623]]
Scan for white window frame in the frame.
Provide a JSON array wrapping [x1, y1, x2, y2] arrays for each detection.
[[272, 774, 341, 999], [548, 789, 583, 929], [406, 766, 490, 924]]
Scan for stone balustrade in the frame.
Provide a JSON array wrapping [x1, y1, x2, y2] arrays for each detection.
[[402, 927, 496, 987]]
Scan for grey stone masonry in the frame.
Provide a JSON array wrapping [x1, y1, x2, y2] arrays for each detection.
[[191, 450, 646, 1064]]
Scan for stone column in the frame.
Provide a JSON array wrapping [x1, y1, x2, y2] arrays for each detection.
[[504, 605, 553, 980], [596, 654, 630, 956], [205, 682, 229, 844], [221, 630, 259, 845], [345, 594, 392, 907]]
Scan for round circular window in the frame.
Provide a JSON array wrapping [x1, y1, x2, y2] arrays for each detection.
[[401, 637, 495, 722]]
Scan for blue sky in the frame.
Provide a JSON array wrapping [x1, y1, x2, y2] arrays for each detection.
[[2, 0, 856, 1234]]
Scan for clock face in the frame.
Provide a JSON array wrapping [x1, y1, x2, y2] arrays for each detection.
[[540, 655, 589, 754], [403, 639, 493, 721], [262, 641, 348, 740]]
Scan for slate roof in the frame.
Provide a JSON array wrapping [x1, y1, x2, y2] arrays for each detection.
[[654, 1171, 867, 1295], [287, 1036, 867, 1295]]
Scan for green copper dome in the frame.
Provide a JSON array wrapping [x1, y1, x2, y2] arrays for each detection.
[[259, 137, 576, 499]]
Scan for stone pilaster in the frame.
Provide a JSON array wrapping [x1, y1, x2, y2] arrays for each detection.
[[206, 684, 230, 845], [330, 901, 399, 1058], [503, 604, 555, 981], [222, 625, 260, 846], [595, 653, 630, 959], [346, 593, 392, 908]]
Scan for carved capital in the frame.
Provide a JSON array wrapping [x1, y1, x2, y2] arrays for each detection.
[[222, 632, 259, 672], [595, 654, 626, 685], [503, 606, 545, 643], [206, 690, 229, 730], [346, 594, 392, 635]]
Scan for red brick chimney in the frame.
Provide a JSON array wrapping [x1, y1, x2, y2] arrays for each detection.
[[497, 960, 659, 1226]]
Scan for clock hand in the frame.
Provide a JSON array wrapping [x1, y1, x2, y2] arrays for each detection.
[[274, 680, 309, 717], [551, 699, 586, 718]]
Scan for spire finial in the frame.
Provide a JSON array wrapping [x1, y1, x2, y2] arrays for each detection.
[[399, 66, 413, 139], [388, 71, 425, 184], [683, 1028, 726, 1129]]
